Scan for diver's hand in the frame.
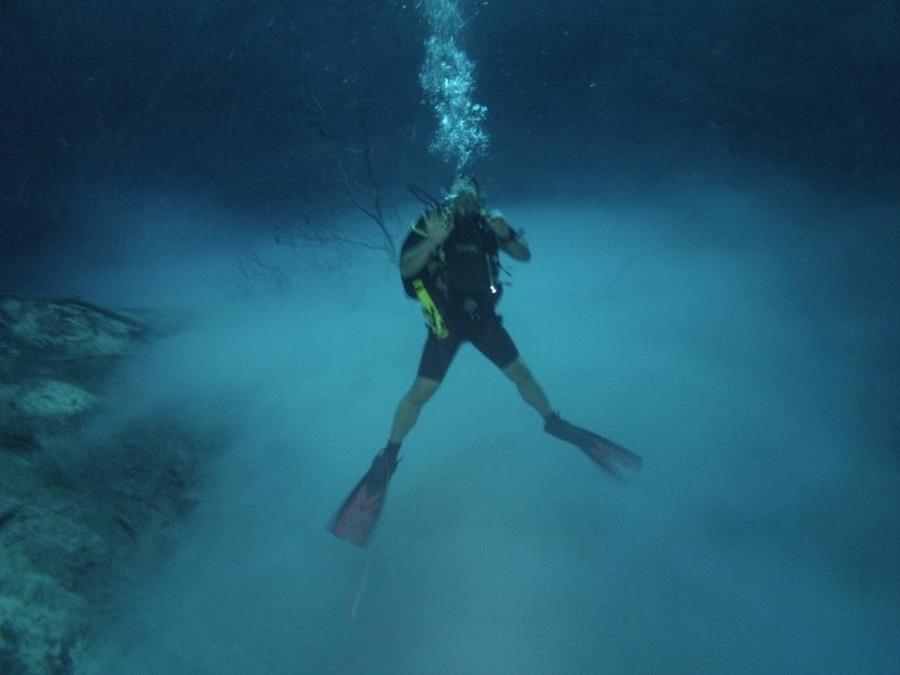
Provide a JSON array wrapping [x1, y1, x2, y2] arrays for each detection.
[[489, 209, 530, 261], [485, 209, 514, 239], [424, 209, 453, 245]]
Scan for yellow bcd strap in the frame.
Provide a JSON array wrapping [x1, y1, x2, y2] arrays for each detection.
[[412, 279, 449, 339]]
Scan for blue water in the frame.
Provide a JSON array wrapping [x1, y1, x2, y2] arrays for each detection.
[[1, 1, 897, 673]]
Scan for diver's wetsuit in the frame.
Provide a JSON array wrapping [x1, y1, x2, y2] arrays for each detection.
[[330, 192, 642, 548], [401, 210, 519, 382], [417, 308, 519, 381]]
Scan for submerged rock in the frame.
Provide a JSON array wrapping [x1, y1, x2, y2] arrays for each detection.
[[16, 380, 98, 418], [0, 297, 211, 674]]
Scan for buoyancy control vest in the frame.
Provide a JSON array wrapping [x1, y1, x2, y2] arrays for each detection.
[[401, 209, 503, 336]]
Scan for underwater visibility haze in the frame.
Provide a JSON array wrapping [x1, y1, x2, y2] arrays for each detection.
[[0, 1, 898, 673]]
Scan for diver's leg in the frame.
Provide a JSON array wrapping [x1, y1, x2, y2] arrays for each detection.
[[502, 358, 643, 478], [387, 331, 461, 445], [330, 338, 451, 546], [501, 357, 554, 418], [471, 315, 554, 418], [474, 320, 641, 480], [388, 376, 441, 444]]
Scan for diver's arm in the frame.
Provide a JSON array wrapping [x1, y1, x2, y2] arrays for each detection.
[[502, 236, 531, 262], [400, 237, 440, 278], [400, 211, 452, 278], [487, 211, 531, 262]]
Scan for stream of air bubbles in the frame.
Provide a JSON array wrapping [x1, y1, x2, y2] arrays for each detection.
[[418, 0, 489, 175]]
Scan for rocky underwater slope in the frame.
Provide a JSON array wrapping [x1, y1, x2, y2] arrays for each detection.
[[0, 297, 220, 674]]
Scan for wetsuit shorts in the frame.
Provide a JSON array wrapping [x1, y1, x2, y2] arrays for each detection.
[[416, 312, 519, 382]]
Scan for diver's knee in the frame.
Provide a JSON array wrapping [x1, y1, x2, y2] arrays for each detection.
[[502, 357, 530, 384], [407, 377, 440, 406]]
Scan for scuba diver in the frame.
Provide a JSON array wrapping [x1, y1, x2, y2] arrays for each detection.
[[330, 177, 642, 546]]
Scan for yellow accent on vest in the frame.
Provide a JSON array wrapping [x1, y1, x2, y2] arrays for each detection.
[[412, 279, 449, 339]]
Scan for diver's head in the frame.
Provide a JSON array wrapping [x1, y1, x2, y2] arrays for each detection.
[[447, 176, 482, 217]]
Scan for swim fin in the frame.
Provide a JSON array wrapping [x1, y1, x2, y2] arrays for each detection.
[[329, 443, 400, 546], [544, 413, 642, 479]]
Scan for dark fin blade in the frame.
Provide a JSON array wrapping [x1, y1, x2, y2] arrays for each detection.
[[583, 430, 643, 471], [329, 476, 388, 547], [330, 450, 398, 547], [544, 413, 642, 478]]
